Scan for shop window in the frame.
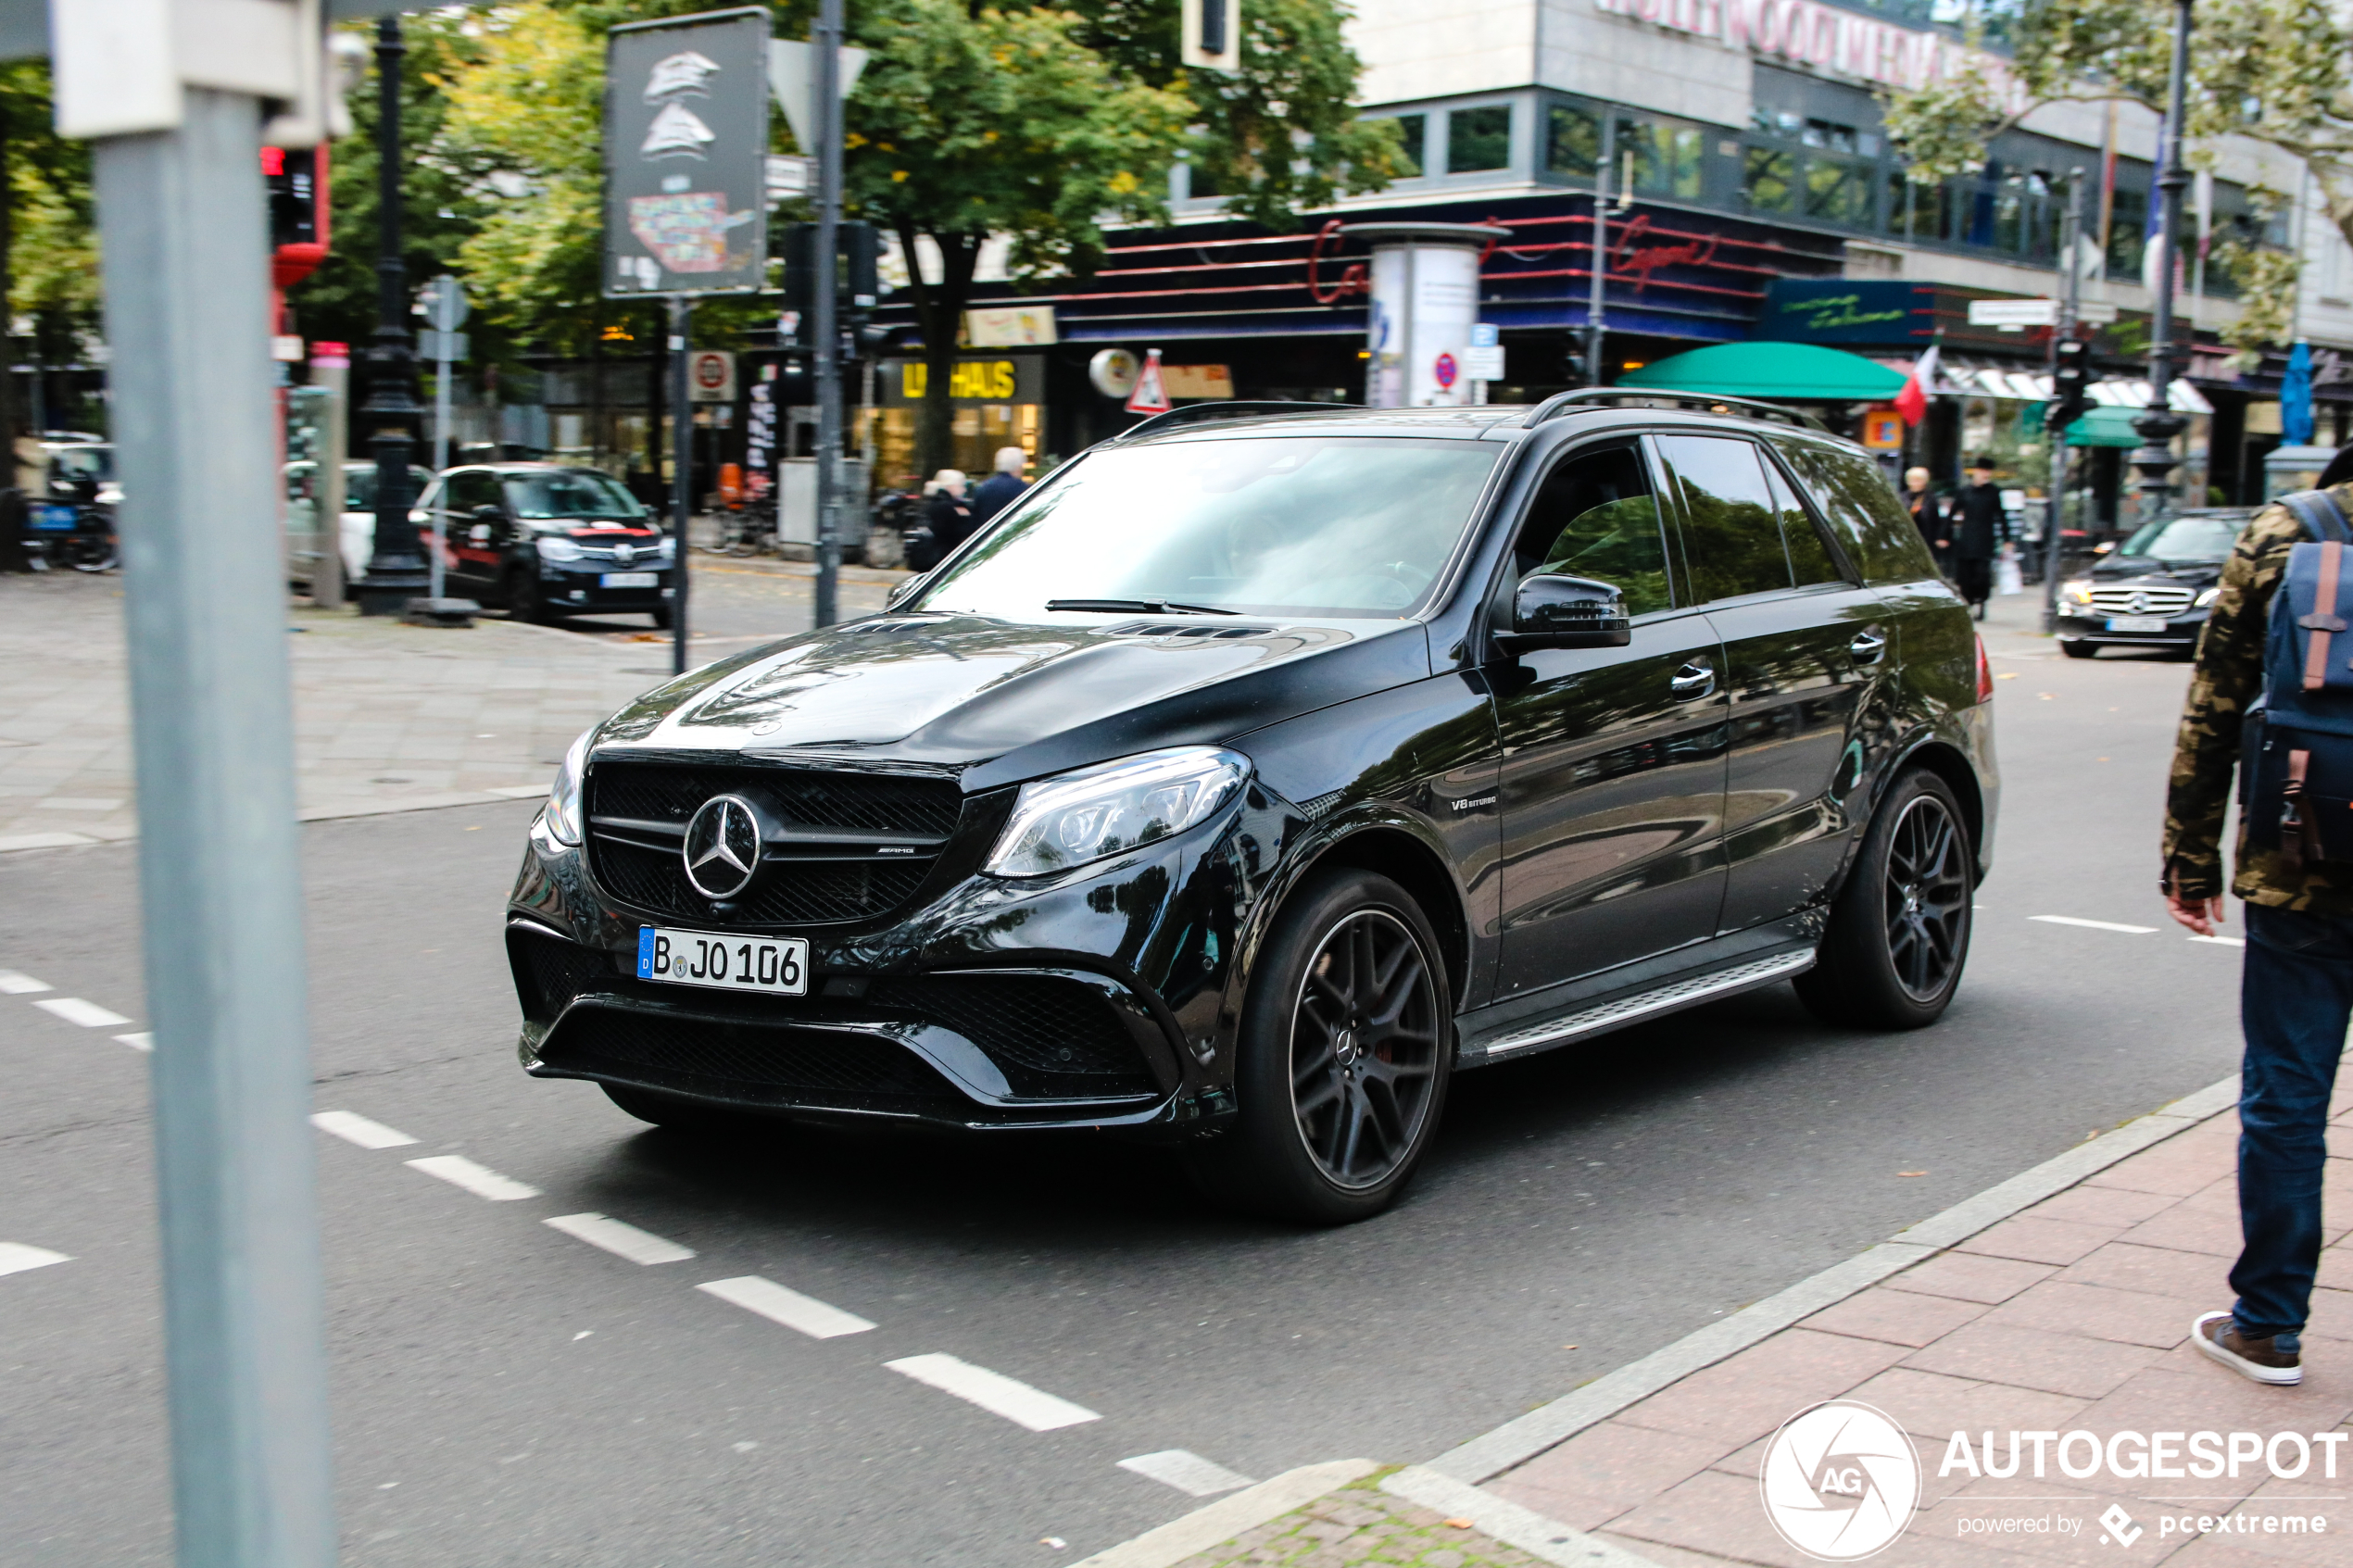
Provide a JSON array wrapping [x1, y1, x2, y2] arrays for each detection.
[[2107, 186, 2148, 278], [1800, 119, 1857, 154], [1745, 146, 1797, 213], [1617, 119, 1703, 199], [1448, 106, 1512, 173], [1546, 103, 1601, 178], [1806, 157, 1872, 225], [1378, 113, 1426, 178]]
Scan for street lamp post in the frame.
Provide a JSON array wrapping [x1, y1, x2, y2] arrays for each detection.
[[2129, 0, 2195, 524], [353, 17, 429, 616]]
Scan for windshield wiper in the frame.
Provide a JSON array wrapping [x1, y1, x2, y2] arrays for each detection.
[[1045, 597, 1239, 616]]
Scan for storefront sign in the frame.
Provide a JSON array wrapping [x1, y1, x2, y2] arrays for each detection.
[[1762, 280, 1937, 345], [964, 305, 1059, 347], [885, 356, 1046, 405], [1161, 364, 1234, 399], [1861, 409, 1905, 448], [1611, 216, 1720, 296], [1594, 0, 2023, 106]]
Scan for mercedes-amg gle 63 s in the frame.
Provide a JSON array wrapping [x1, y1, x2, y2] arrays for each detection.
[[506, 396, 1996, 1223]]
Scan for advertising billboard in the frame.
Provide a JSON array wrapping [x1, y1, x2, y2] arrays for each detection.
[[603, 7, 771, 298]]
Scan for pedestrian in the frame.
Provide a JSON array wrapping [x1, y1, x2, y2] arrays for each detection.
[[925, 469, 973, 558], [2162, 444, 2353, 1387], [968, 446, 1030, 531], [1902, 466, 1951, 572], [1951, 457, 2006, 619]]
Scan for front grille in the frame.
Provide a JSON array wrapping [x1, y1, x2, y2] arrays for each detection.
[[2088, 585, 2195, 617], [868, 975, 1156, 1096], [543, 1007, 962, 1106], [517, 935, 620, 1020], [585, 760, 961, 926]]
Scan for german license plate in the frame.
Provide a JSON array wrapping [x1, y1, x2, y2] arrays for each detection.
[[2107, 615, 2169, 633], [602, 571, 659, 589], [637, 927, 808, 995]]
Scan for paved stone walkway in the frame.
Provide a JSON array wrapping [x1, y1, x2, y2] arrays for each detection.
[[1478, 1079, 2353, 1567], [1173, 1477, 1546, 1568], [0, 568, 897, 848]]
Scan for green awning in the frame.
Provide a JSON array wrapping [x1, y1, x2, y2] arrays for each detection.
[[2059, 404, 2147, 447], [1616, 342, 1908, 401]]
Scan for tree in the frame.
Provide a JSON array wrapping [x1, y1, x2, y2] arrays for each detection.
[[842, 1, 1192, 473], [1881, 0, 2353, 357], [0, 62, 98, 446]]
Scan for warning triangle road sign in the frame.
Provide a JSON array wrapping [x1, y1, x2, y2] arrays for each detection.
[[1125, 347, 1173, 415]]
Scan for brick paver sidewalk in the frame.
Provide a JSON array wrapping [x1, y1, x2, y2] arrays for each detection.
[[1478, 1080, 2353, 1567], [1169, 1474, 1545, 1568]]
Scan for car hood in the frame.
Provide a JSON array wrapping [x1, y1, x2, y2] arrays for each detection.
[[2090, 555, 2222, 585], [592, 613, 1431, 791]]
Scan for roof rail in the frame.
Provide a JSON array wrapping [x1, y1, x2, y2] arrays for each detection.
[[1522, 389, 1827, 433], [1115, 400, 1360, 440]]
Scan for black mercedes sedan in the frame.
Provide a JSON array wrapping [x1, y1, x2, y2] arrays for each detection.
[[2053, 508, 2251, 659], [505, 396, 1997, 1222]]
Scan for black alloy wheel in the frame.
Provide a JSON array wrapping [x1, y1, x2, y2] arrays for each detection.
[[508, 567, 560, 625], [1795, 768, 1974, 1029], [1186, 868, 1453, 1223], [650, 607, 674, 631]]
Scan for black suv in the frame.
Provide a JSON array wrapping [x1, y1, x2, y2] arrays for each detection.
[[2053, 508, 2250, 659], [505, 396, 1997, 1222], [421, 462, 675, 626]]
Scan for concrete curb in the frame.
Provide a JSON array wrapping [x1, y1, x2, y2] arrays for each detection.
[[1382, 1465, 1664, 1568], [1427, 1072, 2241, 1484], [1071, 1460, 1378, 1568]]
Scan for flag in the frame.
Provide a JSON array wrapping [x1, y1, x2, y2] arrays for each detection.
[[1894, 340, 1940, 426]]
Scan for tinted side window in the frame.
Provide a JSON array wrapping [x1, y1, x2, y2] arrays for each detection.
[[1764, 459, 1845, 586], [449, 471, 501, 513], [1513, 445, 1673, 615], [1656, 434, 1793, 602], [1771, 438, 1939, 583]]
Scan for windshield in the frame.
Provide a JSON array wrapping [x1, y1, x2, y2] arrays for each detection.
[[343, 464, 434, 511], [2120, 513, 2242, 563], [912, 435, 1501, 619], [49, 445, 112, 483], [505, 470, 646, 521]]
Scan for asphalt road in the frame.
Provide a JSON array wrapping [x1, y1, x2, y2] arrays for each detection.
[[0, 612, 2248, 1566]]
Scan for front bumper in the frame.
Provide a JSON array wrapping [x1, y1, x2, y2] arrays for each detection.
[[505, 788, 1285, 1138], [539, 562, 674, 611], [2053, 603, 2208, 647]]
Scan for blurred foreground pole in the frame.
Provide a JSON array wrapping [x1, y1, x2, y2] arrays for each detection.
[[811, 0, 844, 629], [93, 90, 339, 1568], [671, 294, 693, 676]]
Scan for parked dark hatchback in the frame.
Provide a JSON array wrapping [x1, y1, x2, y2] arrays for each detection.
[[421, 462, 675, 626], [2054, 508, 2252, 659], [506, 396, 1998, 1221]]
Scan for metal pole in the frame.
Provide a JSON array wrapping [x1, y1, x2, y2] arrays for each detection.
[[2045, 170, 2083, 627], [2130, 0, 2195, 524], [1584, 116, 1615, 388], [430, 342, 450, 600], [812, 0, 845, 629], [312, 350, 346, 608], [354, 18, 426, 614], [92, 87, 337, 1568], [670, 295, 693, 676]]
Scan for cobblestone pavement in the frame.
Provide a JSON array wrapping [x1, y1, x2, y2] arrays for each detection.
[[1177, 1475, 1545, 1568], [0, 565, 891, 848], [1483, 1075, 2353, 1568]]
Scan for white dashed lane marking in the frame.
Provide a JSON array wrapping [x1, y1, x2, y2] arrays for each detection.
[[1118, 1449, 1255, 1496], [113, 1033, 152, 1052], [311, 1110, 419, 1149], [0, 1243, 71, 1277], [2189, 935, 2246, 947], [404, 1155, 541, 1202], [885, 1353, 1101, 1432], [544, 1212, 695, 1265], [2030, 916, 2158, 935], [697, 1275, 875, 1338], [0, 970, 52, 994], [32, 997, 132, 1028]]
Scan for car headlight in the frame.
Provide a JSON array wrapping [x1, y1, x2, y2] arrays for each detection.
[[545, 729, 592, 846], [985, 746, 1251, 878], [655, 534, 675, 559], [2194, 585, 2220, 608], [2061, 580, 2094, 606], [537, 535, 584, 562]]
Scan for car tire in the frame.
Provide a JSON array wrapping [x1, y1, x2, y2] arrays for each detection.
[[1795, 768, 1975, 1031], [1184, 868, 1453, 1224], [600, 1082, 774, 1135], [509, 569, 560, 625], [650, 607, 673, 631], [2059, 640, 2097, 659]]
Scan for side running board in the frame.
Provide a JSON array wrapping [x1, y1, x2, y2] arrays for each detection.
[[1465, 948, 1816, 1064]]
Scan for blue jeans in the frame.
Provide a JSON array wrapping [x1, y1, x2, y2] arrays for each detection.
[[2233, 903, 2353, 1341]]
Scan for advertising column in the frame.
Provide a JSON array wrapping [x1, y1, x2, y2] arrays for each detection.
[[1341, 222, 1505, 408]]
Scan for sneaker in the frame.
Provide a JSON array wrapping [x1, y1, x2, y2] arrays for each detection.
[[2193, 1311, 2302, 1386]]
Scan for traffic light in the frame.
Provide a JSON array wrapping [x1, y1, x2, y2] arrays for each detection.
[[2049, 336, 2093, 437], [780, 220, 885, 351], [263, 145, 322, 252]]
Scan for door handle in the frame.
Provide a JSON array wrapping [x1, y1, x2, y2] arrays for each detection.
[[1849, 628, 1888, 665], [1669, 661, 1716, 699]]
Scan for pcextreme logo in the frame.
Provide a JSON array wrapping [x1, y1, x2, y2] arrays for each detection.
[[1759, 1401, 1921, 1561]]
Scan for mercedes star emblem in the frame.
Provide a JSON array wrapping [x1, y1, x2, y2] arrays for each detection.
[[682, 794, 762, 899], [2128, 592, 2149, 615], [615, 542, 635, 565]]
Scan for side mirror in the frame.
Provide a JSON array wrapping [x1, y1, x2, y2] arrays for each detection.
[[1497, 573, 1631, 654], [885, 572, 927, 609]]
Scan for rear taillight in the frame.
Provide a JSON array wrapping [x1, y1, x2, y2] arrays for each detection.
[[1975, 635, 1994, 704]]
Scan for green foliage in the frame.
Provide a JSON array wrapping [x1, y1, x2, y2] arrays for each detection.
[[0, 62, 97, 358]]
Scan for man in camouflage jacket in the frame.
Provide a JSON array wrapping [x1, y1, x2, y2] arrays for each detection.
[[2162, 480, 2353, 1387]]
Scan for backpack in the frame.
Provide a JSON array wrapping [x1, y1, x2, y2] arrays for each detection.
[[2246, 489, 2353, 862]]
